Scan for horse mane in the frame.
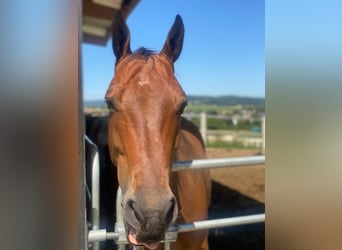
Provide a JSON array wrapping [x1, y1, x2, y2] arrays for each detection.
[[181, 117, 206, 149]]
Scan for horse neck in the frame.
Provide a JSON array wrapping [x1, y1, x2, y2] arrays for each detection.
[[170, 120, 210, 223]]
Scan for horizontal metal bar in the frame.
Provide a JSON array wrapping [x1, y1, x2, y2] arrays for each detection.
[[88, 214, 265, 243], [172, 155, 265, 171], [169, 214, 265, 233], [88, 230, 119, 242]]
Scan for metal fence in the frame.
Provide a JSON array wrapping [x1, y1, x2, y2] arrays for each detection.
[[86, 137, 265, 249]]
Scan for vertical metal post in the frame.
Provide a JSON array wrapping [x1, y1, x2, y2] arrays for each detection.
[[164, 242, 171, 250], [116, 187, 127, 250], [200, 112, 207, 145], [91, 151, 100, 250], [116, 187, 123, 229]]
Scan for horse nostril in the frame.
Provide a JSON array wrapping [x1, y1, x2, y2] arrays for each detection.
[[165, 197, 177, 224], [127, 199, 144, 224]]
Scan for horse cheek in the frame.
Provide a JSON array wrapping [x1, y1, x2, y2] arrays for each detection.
[[116, 155, 130, 192]]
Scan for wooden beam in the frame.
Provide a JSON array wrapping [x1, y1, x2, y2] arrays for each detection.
[[82, 0, 140, 46]]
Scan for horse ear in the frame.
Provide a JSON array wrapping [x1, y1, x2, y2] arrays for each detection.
[[112, 11, 131, 61], [161, 15, 184, 63]]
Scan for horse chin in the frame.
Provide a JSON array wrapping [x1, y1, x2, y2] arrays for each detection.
[[125, 222, 161, 250]]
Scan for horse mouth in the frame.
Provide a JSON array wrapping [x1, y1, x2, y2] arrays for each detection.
[[125, 222, 161, 250]]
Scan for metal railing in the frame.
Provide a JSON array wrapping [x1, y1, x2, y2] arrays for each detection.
[[86, 137, 265, 249], [173, 155, 264, 171]]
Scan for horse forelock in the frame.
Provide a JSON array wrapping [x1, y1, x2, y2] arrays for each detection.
[[133, 47, 156, 59]]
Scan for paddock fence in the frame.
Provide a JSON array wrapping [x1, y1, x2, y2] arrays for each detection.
[[86, 136, 265, 250], [183, 112, 265, 152]]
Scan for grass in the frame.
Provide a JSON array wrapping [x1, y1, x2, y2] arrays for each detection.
[[184, 104, 239, 115], [206, 140, 261, 150]]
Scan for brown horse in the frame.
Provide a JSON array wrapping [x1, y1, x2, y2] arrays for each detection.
[[105, 12, 211, 250]]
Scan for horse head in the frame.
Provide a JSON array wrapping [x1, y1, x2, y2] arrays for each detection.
[[105, 12, 187, 249]]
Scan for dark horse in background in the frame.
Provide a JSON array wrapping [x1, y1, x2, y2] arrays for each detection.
[[104, 12, 211, 249]]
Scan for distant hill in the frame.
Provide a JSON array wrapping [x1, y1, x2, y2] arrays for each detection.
[[84, 99, 106, 107], [84, 95, 265, 108], [187, 95, 264, 107]]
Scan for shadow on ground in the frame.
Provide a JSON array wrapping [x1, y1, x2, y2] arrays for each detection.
[[208, 181, 265, 250]]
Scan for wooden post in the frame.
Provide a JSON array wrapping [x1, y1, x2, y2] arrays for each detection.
[[200, 112, 207, 145], [232, 116, 239, 126]]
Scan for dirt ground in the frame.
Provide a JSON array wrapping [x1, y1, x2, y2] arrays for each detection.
[[206, 148, 265, 203], [205, 148, 265, 250]]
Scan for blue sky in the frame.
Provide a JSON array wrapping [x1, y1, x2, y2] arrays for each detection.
[[82, 0, 264, 101]]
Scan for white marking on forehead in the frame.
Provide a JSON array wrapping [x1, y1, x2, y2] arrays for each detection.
[[138, 80, 149, 86]]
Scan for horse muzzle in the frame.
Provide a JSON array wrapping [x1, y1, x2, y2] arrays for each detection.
[[123, 190, 178, 249]]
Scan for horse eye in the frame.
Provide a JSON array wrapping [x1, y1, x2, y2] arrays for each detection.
[[177, 100, 187, 115], [105, 99, 116, 111]]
